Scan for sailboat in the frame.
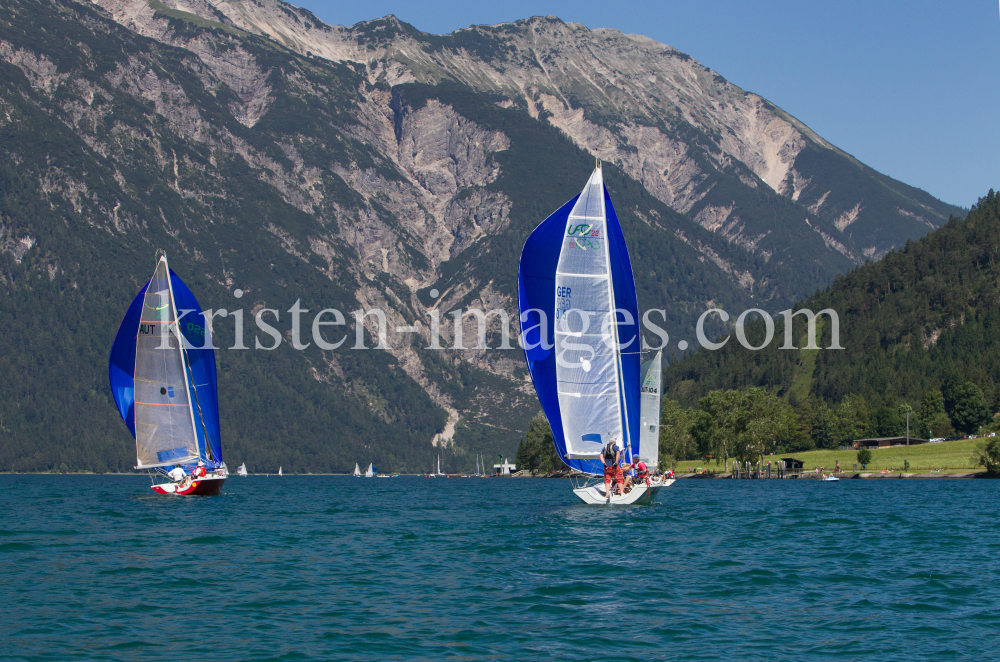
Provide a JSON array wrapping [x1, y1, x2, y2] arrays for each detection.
[[109, 252, 227, 495], [353, 463, 361, 477], [518, 162, 674, 504], [365, 463, 375, 478], [436, 456, 446, 477], [278, 466, 283, 476], [237, 463, 248, 477]]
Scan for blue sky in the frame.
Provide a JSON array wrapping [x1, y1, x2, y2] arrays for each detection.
[[295, 0, 999, 208]]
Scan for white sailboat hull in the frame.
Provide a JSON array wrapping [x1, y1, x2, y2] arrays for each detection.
[[573, 478, 675, 505]]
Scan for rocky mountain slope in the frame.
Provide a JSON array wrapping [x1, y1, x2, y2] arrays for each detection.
[[0, 0, 964, 471]]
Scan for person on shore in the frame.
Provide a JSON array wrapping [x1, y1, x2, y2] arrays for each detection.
[[602, 436, 622, 499], [835, 460, 840, 473]]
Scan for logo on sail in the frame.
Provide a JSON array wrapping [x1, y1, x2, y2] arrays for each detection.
[[567, 223, 592, 236], [567, 237, 601, 250]]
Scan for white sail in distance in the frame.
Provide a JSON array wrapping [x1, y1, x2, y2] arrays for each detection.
[[638, 350, 662, 469], [554, 165, 627, 459]]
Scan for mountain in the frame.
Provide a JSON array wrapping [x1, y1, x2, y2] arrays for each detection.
[[664, 190, 1000, 421], [0, 0, 964, 471]]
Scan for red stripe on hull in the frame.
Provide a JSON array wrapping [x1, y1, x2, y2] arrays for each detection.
[[151, 475, 226, 496]]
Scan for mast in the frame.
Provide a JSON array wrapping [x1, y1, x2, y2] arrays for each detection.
[[596, 162, 632, 462], [163, 253, 203, 464]]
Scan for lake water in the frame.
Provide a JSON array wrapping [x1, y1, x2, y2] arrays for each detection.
[[3, 475, 998, 660]]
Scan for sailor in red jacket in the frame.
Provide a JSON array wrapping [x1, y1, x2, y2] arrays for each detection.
[[624, 458, 650, 489]]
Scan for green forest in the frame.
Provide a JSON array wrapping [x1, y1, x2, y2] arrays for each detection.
[[519, 191, 1000, 474], [652, 190, 1000, 465]]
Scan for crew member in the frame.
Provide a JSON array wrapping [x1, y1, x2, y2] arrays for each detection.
[[630, 458, 650, 488], [168, 466, 185, 483], [602, 436, 621, 498]]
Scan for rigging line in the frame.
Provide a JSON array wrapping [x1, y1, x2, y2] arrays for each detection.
[[181, 341, 215, 465]]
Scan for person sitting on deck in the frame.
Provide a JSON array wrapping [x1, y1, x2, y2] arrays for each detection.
[[168, 466, 185, 483], [625, 458, 650, 488], [602, 437, 622, 498], [194, 461, 207, 478]]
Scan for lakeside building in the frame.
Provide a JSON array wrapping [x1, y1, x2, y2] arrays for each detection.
[[854, 436, 930, 449], [493, 459, 516, 475], [781, 458, 805, 473]]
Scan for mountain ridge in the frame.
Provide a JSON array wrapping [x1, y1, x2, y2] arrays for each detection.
[[0, 0, 966, 471]]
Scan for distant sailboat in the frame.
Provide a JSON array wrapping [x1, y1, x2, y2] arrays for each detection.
[[436, 456, 445, 477], [353, 463, 361, 477], [278, 466, 283, 476], [518, 162, 674, 504], [109, 252, 228, 496], [365, 463, 375, 478], [237, 463, 248, 477]]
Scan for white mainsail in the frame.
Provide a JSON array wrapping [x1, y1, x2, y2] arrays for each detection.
[[638, 350, 662, 469], [278, 466, 282, 476], [237, 463, 247, 477], [365, 463, 375, 477], [554, 165, 628, 460], [133, 255, 202, 469], [353, 463, 361, 477]]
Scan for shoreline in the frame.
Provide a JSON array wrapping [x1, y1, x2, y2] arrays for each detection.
[[674, 471, 986, 479]]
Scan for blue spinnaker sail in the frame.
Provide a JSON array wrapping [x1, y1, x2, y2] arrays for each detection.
[[171, 271, 223, 469], [108, 283, 150, 439], [518, 172, 642, 476], [518, 195, 589, 471], [108, 262, 222, 469], [605, 187, 641, 461]]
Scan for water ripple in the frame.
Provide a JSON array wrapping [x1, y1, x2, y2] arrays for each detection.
[[2, 475, 998, 660]]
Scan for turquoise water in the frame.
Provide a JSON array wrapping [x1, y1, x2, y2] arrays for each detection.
[[3, 475, 999, 660]]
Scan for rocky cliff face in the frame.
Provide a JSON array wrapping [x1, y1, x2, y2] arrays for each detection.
[[93, 0, 961, 263], [0, 0, 964, 472]]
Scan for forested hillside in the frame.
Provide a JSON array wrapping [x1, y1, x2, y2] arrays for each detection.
[[660, 190, 1000, 459]]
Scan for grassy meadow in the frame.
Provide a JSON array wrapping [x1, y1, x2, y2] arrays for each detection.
[[670, 439, 985, 474], [763, 439, 983, 473]]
